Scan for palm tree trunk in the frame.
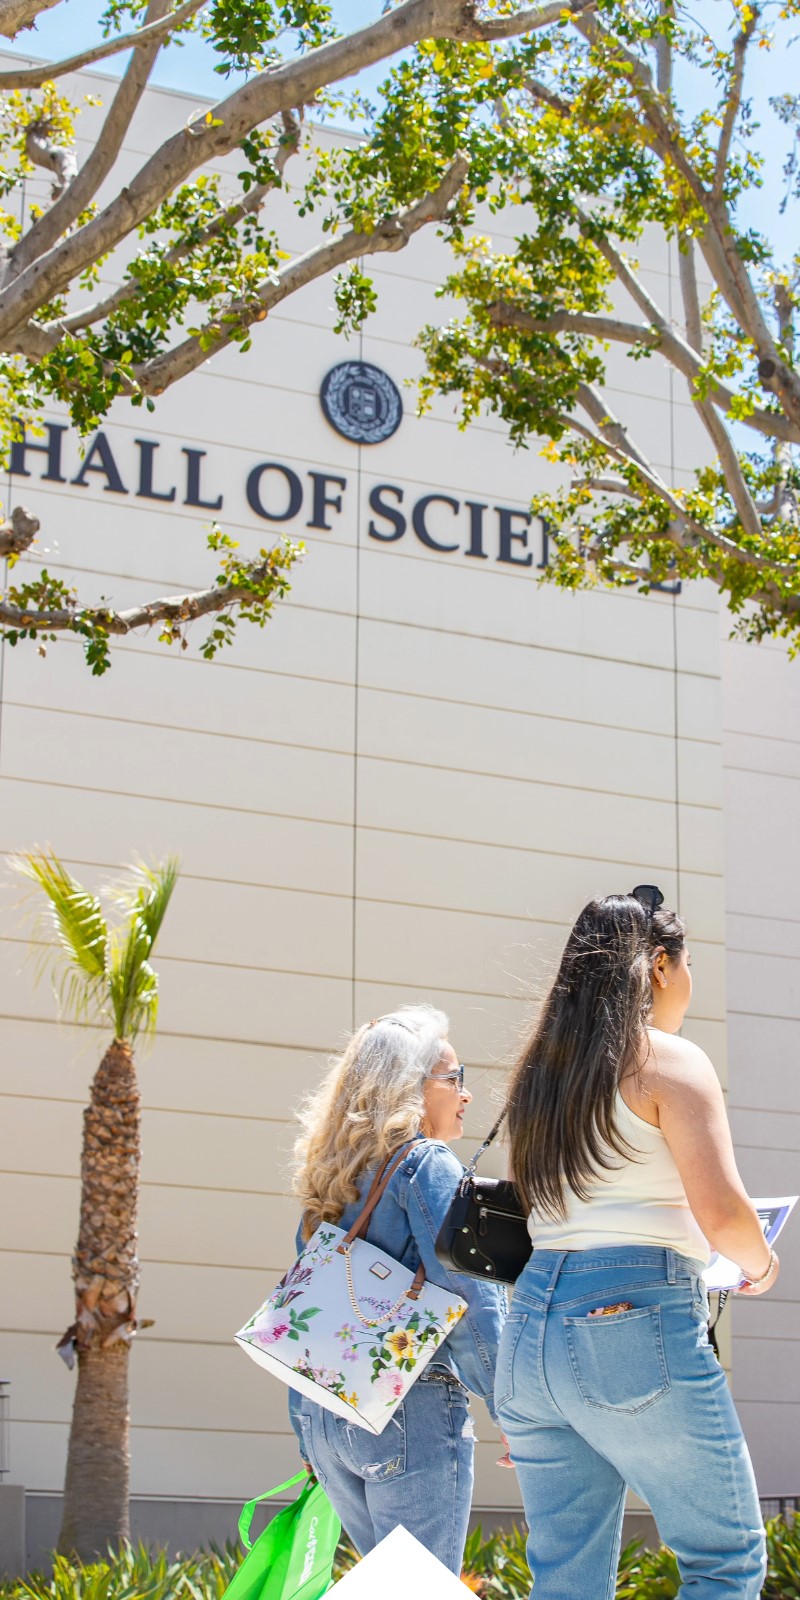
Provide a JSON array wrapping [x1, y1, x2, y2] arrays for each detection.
[[58, 1039, 141, 1559]]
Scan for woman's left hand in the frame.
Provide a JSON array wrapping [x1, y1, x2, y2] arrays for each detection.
[[496, 1432, 514, 1468]]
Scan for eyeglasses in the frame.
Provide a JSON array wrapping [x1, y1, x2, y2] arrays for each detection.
[[429, 1064, 465, 1090], [631, 884, 664, 916]]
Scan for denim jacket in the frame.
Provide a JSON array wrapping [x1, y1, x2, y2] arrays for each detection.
[[288, 1136, 507, 1447]]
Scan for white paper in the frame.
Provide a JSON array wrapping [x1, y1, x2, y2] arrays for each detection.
[[703, 1196, 798, 1291], [331, 1524, 474, 1595]]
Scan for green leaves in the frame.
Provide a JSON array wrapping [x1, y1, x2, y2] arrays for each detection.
[[14, 852, 178, 1046], [14, 852, 109, 1028]]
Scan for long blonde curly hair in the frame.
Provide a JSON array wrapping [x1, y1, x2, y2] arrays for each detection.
[[292, 1004, 449, 1240]]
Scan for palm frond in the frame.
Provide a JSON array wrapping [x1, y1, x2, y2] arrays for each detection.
[[12, 851, 110, 1026], [106, 860, 178, 1042], [108, 857, 179, 947]]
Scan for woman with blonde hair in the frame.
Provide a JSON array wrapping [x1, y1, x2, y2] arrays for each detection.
[[289, 1004, 507, 1574]]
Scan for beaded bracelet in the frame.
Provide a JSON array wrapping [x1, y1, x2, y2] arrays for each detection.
[[742, 1247, 777, 1287]]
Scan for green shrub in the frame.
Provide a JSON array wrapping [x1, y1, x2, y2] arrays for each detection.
[[0, 1544, 240, 1600], [764, 1512, 800, 1599], [2, 1512, 798, 1599]]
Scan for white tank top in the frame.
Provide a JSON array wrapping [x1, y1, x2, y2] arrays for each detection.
[[527, 1091, 710, 1264]]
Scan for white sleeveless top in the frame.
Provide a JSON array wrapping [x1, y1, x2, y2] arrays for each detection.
[[527, 1091, 710, 1264]]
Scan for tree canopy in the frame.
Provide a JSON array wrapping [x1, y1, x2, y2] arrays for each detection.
[[0, 0, 798, 669], [415, 0, 800, 652], [0, 0, 585, 672]]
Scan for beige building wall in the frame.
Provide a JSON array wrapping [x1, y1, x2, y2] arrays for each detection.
[[723, 636, 800, 1493], [0, 58, 791, 1562]]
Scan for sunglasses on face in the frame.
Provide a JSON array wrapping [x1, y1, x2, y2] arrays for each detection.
[[429, 1064, 466, 1090]]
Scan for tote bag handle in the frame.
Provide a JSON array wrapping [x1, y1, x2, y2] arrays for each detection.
[[238, 1472, 309, 1548], [337, 1139, 426, 1306]]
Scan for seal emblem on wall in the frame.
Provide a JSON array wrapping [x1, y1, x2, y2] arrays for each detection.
[[320, 361, 403, 444]]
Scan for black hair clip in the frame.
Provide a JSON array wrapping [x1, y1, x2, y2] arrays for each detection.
[[631, 884, 664, 916]]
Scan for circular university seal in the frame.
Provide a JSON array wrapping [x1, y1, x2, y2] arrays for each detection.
[[320, 361, 403, 445]]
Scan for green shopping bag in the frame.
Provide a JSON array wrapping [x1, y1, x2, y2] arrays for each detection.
[[223, 1471, 341, 1600]]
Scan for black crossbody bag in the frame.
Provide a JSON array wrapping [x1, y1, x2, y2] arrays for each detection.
[[434, 1110, 533, 1285]]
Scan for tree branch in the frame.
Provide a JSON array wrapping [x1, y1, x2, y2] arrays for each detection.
[[0, 0, 206, 88], [0, 503, 39, 557], [135, 153, 469, 395], [677, 235, 702, 354], [0, 0, 60, 40], [0, 551, 290, 635], [655, 0, 673, 99], [24, 119, 77, 200], [574, 12, 709, 212], [573, 380, 660, 477], [9, 0, 174, 278], [772, 283, 799, 528], [0, 0, 586, 340], [562, 392, 797, 577], [487, 300, 800, 444], [57, 110, 302, 336], [464, 0, 596, 39], [692, 394, 764, 542], [712, 8, 757, 200], [572, 6, 788, 386]]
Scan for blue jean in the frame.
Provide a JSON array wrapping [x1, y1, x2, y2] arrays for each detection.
[[497, 1248, 766, 1600], [297, 1370, 474, 1574]]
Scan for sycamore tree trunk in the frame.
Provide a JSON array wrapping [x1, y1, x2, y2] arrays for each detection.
[[58, 1040, 141, 1559]]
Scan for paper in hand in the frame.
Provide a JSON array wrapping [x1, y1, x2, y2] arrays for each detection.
[[703, 1196, 798, 1291]]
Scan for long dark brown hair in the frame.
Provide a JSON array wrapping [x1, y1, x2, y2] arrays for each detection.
[[508, 894, 686, 1221]]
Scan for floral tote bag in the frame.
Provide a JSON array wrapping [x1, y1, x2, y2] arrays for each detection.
[[235, 1144, 467, 1436]]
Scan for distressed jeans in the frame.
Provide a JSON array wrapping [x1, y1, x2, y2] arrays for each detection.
[[297, 1370, 475, 1573], [497, 1247, 766, 1600]]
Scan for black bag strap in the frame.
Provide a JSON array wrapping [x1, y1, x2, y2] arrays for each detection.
[[461, 1107, 507, 1186], [708, 1288, 729, 1358]]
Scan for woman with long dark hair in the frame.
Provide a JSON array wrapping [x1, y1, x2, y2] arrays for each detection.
[[498, 889, 775, 1599]]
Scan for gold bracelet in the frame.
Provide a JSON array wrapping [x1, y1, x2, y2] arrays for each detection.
[[743, 1247, 777, 1287]]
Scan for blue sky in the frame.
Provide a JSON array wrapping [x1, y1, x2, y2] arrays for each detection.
[[4, 0, 789, 259]]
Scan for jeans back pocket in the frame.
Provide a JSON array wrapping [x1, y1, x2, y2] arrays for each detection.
[[337, 1407, 407, 1482], [494, 1312, 529, 1411], [564, 1304, 670, 1414]]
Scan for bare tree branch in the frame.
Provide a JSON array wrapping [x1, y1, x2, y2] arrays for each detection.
[[0, 503, 39, 557], [692, 394, 764, 542], [0, 0, 589, 340], [573, 380, 661, 477], [10, 0, 174, 278], [677, 235, 702, 354], [0, 0, 207, 88], [24, 119, 77, 199], [0, 0, 60, 40], [520, 74, 574, 117], [467, 0, 596, 39], [772, 283, 799, 528], [713, 8, 757, 200], [136, 154, 469, 394]]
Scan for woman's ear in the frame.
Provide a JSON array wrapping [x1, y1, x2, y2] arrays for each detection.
[[651, 948, 668, 990]]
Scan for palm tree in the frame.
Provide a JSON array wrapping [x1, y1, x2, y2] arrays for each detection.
[[15, 851, 179, 1560]]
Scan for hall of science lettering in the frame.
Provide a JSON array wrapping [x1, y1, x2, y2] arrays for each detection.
[[10, 424, 551, 570]]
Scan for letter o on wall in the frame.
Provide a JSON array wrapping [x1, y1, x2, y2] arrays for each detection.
[[246, 462, 304, 521]]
